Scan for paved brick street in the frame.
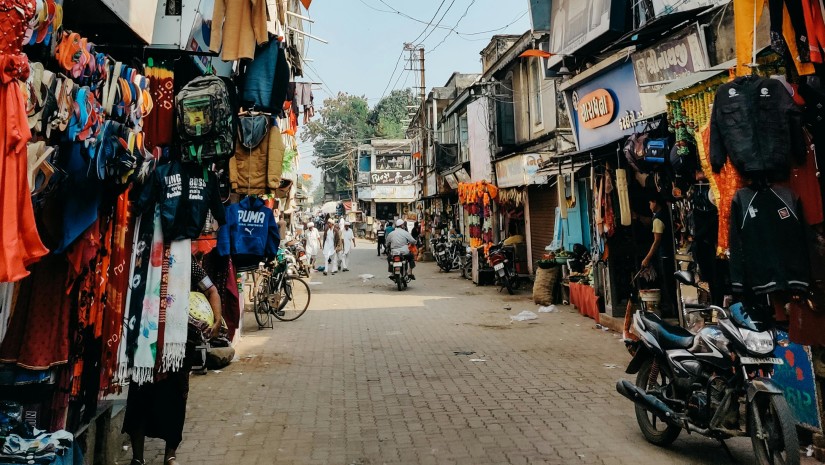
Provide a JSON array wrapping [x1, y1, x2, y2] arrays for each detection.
[[123, 240, 803, 465]]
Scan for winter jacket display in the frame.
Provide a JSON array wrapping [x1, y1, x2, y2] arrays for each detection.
[[209, 0, 269, 61], [710, 76, 804, 177], [134, 161, 227, 241], [241, 40, 291, 113], [217, 196, 280, 270], [729, 185, 810, 295], [229, 123, 286, 195]]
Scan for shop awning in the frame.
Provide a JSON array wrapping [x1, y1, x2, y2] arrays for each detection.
[[375, 199, 416, 204]]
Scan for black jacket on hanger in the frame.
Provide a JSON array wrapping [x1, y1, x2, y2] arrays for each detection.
[[710, 76, 804, 178], [729, 185, 810, 296]]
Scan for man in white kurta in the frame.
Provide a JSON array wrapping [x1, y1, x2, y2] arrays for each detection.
[[304, 222, 321, 269], [340, 222, 356, 271], [322, 220, 339, 275]]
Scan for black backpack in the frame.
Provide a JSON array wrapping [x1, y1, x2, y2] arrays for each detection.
[[176, 75, 235, 164]]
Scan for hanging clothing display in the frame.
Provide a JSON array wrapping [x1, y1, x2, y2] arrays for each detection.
[[729, 185, 810, 295], [229, 120, 286, 194], [242, 39, 291, 113], [709, 76, 804, 178], [134, 160, 227, 241], [0, 254, 70, 369], [217, 196, 280, 270], [734, 0, 815, 76], [0, 0, 49, 282], [210, 0, 269, 61], [143, 61, 174, 149]]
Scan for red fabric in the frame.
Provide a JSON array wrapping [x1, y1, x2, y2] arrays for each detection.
[[143, 66, 174, 150], [569, 282, 601, 323], [774, 296, 825, 346], [787, 133, 824, 225], [101, 191, 134, 393], [803, 0, 825, 63], [0, 254, 70, 369], [0, 54, 49, 281]]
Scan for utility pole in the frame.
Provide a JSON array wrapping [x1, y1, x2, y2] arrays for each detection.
[[348, 149, 357, 213]]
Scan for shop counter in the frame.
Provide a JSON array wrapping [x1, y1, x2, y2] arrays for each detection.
[[569, 281, 601, 323]]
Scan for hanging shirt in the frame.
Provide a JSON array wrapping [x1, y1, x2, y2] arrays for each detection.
[[210, 0, 269, 61]]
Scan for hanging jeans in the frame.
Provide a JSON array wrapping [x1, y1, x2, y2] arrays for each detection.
[[735, 0, 815, 76]]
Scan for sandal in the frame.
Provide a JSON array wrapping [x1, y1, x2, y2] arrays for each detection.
[[166, 457, 178, 465], [130, 460, 145, 465]]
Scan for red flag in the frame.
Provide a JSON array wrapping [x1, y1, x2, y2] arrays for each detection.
[[301, 0, 311, 9]]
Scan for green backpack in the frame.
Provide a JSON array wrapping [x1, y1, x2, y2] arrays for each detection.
[[176, 75, 235, 164]]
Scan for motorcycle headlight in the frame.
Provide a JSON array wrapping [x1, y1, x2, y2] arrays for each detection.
[[741, 329, 774, 355]]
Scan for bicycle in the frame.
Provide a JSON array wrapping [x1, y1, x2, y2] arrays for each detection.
[[253, 253, 311, 328]]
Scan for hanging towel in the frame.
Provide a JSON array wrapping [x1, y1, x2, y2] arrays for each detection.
[[616, 169, 631, 226], [160, 240, 191, 373], [132, 208, 164, 385]]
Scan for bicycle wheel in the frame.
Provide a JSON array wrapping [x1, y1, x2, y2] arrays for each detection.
[[274, 276, 311, 321], [254, 274, 273, 327]]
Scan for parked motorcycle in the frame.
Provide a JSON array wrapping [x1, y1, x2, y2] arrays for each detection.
[[487, 242, 518, 294], [460, 245, 472, 280], [616, 270, 799, 465], [283, 241, 310, 278], [389, 253, 412, 291]]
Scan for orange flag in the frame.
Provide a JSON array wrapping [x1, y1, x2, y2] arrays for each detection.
[[301, 0, 311, 9]]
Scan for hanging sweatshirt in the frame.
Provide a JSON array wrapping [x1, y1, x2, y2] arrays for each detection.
[[134, 161, 226, 240], [217, 196, 280, 269], [729, 185, 810, 295]]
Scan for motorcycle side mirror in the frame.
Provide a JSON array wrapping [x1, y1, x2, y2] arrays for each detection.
[[673, 270, 696, 287]]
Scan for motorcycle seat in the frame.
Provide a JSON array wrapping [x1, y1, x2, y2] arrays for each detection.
[[639, 312, 694, 350]]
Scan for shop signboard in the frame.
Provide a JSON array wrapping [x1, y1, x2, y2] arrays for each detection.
[[357, 172, 370, 185], [370, 171, 414, 185], [495, 154, 549, 188], [773, 331, 823, 431], [370, 185, 416, 202], [444, 174, 459, 190], [375, 153, 412, 171], [567, 61, 643, 152], [632, 25, 709, 116]]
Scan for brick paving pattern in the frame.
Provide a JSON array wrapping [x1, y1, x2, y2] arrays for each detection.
[[120, 241, 806, 464]]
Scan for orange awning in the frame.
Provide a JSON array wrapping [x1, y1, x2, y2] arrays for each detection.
[[519, 49, 552, 59], [301, 0, 311, 9]]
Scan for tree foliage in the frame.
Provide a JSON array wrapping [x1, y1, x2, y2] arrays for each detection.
[[302, 89, 417, 196]]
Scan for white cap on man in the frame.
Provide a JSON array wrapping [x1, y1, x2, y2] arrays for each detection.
[[396, 219, 405, 227], [307, 222, 315, 228]]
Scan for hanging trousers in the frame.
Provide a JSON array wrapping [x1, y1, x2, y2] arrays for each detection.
[[734, 0, 815, 76]]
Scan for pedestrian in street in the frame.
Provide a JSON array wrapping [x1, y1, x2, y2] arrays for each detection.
[[376, 222, 386, 256], [411, 221, 421, 247], [323, 219, 341, 275], [304, 222, 321, 270], [123, 255, 222, 465], [341, 222, 356, 271], [384, 221, 395, 256]]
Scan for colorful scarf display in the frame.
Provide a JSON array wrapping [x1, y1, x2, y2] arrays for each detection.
[[159, 240, 191, 373], [132, 208, 163, 385]]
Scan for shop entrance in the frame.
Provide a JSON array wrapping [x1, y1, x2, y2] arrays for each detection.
[[376, 203, 398, 221]]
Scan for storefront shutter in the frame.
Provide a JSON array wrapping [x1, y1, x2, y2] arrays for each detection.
[[528, 184, 558, 271]]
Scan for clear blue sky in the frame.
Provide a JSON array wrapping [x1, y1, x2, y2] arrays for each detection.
[[296, 0, 531, 182]]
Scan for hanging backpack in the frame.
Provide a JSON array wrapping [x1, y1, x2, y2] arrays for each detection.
[[176, 75, 235, 164]]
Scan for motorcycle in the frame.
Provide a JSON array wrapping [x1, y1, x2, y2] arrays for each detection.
[[389, 253, 411, 291], [487, 242, 518, 294], [285, 242, 310, 278], [460, 245, 472, 280], [433, 236, 465, 273], [616, 270, 799, 465]]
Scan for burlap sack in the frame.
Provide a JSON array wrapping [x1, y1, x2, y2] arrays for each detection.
[[533, 266, 559, 306]]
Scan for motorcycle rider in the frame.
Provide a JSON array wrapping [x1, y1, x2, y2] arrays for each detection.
[[386, 219, 416, 280]]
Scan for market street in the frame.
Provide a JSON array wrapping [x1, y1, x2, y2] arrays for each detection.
[[125, 239, 781, 465]]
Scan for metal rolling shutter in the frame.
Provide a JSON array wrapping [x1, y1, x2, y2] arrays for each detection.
[[528, 184, 558, 269]]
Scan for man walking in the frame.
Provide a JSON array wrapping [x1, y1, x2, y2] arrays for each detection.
[[341, 222, 356, 271], [322, 219, 341, 276], [376, 222, 386, 256]]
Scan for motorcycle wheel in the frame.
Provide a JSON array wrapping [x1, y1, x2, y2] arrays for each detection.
[[461, 261, 471, 279], [749, 394, 800, 465], [504, 273, 515, 295], [635, 359, 681, 446], [397, 275, 404, 291]]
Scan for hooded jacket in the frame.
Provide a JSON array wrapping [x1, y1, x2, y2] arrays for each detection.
[[217, 196, 280, 269], [729, 185, 810, 295], [134, 161, 226, 240]]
